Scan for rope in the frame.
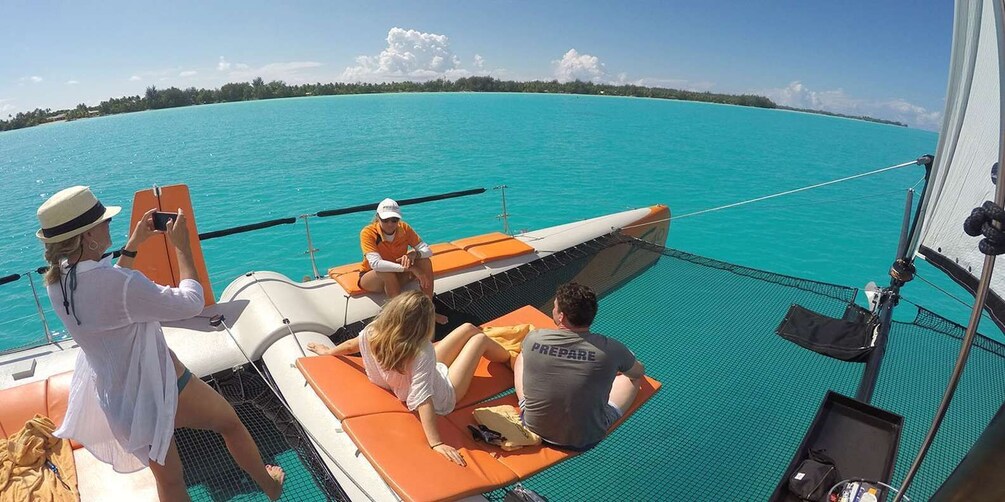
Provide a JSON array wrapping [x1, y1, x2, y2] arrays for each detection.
[[622, 159, 920, 230]]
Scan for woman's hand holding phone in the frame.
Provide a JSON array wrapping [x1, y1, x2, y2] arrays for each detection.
[[164, 209, 190, 251], [127, 209, 160, 248]]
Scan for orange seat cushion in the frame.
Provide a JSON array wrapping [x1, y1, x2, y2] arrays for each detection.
[[328, 234, 536, 297], [328, 263, 365, 295], [451, 232, 512, 250], [297, 353, 514, 418], [456, 358, 514, 410], [0, 379, 48, 439], [429, 243, 482, 275], [342, 412, 519, 502], [297, 307, 554, 420], [452, 232, 534, 263], [446, 376, 662, 479], [481, 305, 556, 330], [466, 239, 535, 263], [297, 355, 406, 420]]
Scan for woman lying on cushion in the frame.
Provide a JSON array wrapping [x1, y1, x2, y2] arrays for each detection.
[[306, 291, 509, 466]]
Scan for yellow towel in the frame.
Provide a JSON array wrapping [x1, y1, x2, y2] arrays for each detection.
[[482, 324, 535, 366], [473, 405, 541, 451], [0, 414, 79, 502]]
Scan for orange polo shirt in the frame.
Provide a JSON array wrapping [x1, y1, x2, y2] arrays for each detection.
[[359, 221, 421, 272]]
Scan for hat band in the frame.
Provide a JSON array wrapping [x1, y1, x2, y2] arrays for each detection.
[[41, 201, 107, 238]]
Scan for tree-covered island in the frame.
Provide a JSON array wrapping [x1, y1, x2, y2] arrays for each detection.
[[0, 77, 907, 132]]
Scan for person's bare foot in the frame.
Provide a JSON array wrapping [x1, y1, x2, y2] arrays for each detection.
[[435, 312, 448, 325], [265, 464, 285, 501], [306, 342, 334, 356]]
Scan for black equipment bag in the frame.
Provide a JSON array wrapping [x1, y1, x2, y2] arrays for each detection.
[[776, 304, 875, 362], [788, 448, 839, 501]]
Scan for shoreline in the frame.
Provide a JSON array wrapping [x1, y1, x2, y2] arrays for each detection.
[[0, 77, 907, 133]]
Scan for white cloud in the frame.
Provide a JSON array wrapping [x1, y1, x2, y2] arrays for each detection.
[[217, 56, 249, 72], [19, 76, 43, 84], [553, 49, 605, 83], [179, 70, 197, 77], [129, 75, 142, 81], [342, 27, 466, 81], [225, 61, 322, 83], [66, 80, 79, 85], [614, 73, 715, 92], [474, 54, 485, 69], [0, 99, 14, 114], [761, 81, 942, 130]]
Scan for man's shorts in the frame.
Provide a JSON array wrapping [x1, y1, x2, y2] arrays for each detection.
[[518, 398, 623, 451]]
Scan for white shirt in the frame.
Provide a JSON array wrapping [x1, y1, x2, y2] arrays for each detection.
[[356, 326, 455, 415], [47, 256, 204, 473]]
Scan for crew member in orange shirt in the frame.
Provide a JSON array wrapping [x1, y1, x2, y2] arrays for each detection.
[[358, 198, 447, 323]]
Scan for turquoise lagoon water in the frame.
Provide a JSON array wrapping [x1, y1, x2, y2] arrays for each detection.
[[2, 92, 997, 500], [2, 92, 984, 351]]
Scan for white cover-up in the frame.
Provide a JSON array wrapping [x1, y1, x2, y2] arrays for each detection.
[[47, 256, 204, 473], [357, 326, 456, 415]]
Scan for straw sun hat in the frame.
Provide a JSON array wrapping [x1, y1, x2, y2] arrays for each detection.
[[36, 186, 121, 243]]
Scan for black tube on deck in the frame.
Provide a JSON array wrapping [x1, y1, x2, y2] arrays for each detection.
[[199, 217, 298, 240], [316, 188, 485, 218]]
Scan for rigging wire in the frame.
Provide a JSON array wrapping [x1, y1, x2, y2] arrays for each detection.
[[904, 272, 997, 325], [621, 158, 922, 231], [669, 159, 920, 221]]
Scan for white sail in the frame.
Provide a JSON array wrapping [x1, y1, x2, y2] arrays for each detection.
[[909, 0, 1005, 329]]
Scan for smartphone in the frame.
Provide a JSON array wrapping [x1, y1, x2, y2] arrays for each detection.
[[153, 211, 178, 231]]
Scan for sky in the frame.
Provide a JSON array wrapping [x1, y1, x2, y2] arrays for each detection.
[[1, 1, 953, 130]]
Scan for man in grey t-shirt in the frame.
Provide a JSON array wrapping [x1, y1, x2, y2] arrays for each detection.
[[514, 282, 646, 450]]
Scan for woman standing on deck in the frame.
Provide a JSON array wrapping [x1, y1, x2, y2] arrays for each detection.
[[37, 186, 284, 501], [307, 290, 510, 466], [358, 198, 447, 323]]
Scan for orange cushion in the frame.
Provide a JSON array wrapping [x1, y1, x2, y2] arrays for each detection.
[[297, 355, 406, 420], [452, 232, 534, 263], [451, 232, 513, 250], [328, 234, 535, 297], [297, 353, 514, 418], [446, 376, 662, 479], [297, 307, 555, 420], [466, 239, 534, 263], [342, 412, 519, 502], [429, 243, 482, 275], [0, 379, 48, 438], [328, 263, 365, 295], [457, 358, 513, 410], [482, 305, 556, 330]]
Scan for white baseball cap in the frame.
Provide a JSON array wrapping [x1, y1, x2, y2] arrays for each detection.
[[376, 198, 402, 220]]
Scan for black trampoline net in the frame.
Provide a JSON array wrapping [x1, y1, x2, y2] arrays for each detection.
[[176, 367, 348, 501], [219, 232, 1005, 501]]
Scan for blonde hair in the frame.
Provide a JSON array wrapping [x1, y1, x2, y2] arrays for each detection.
[[367, 291, 435, 373], [43, 236, 83, 285]]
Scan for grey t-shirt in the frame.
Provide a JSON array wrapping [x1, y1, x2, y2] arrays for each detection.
[[520, 328, 636, 449]]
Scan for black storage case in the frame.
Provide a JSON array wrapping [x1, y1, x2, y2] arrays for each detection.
[[769, 391, 904, 502]]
